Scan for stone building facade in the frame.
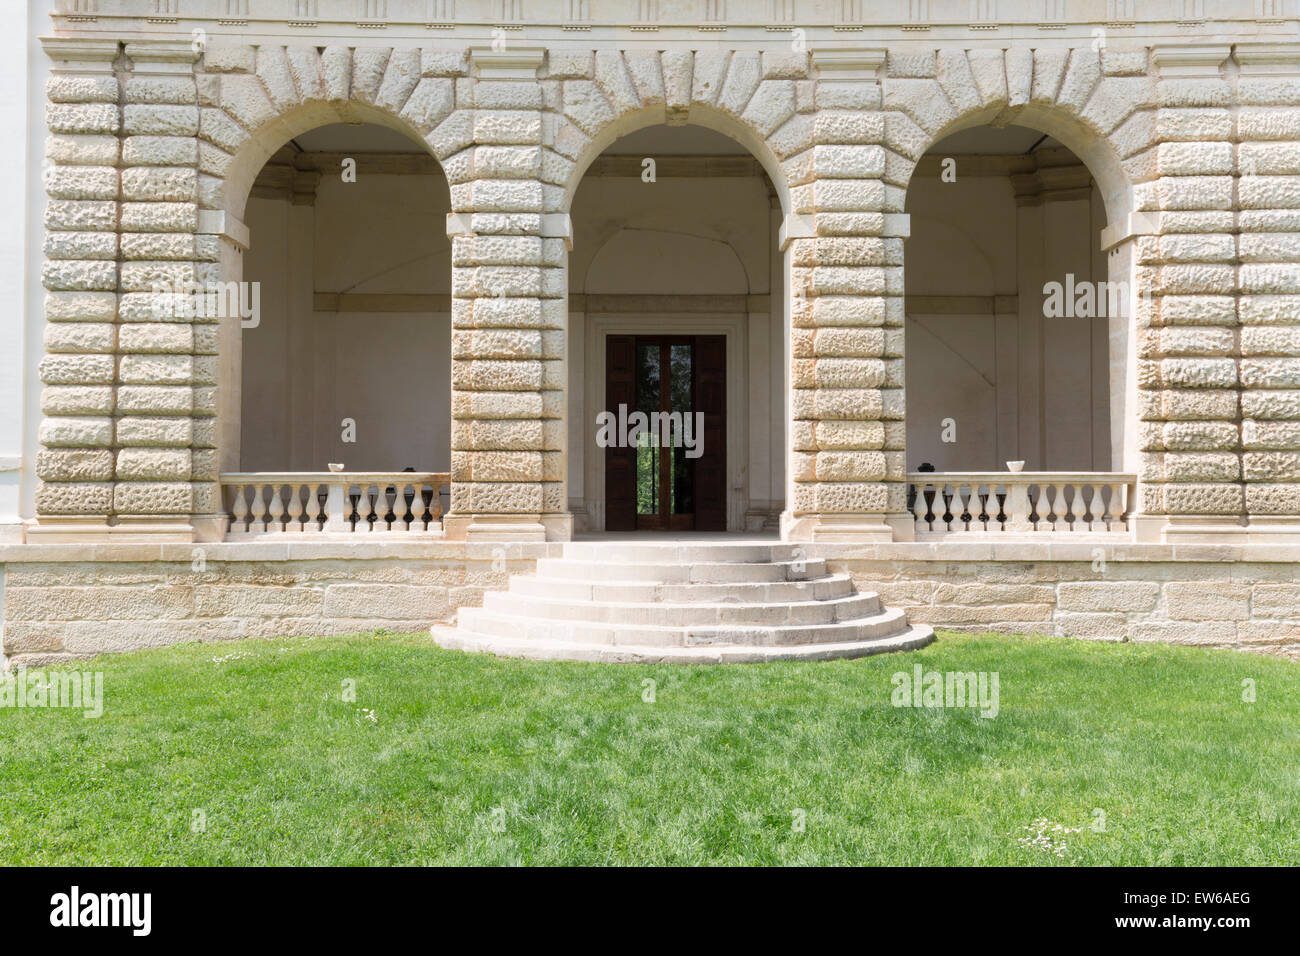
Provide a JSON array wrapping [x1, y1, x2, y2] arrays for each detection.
[[2, 0, 1299, 664]]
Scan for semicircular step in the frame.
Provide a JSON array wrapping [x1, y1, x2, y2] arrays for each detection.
[[432, 540, 934, 664]]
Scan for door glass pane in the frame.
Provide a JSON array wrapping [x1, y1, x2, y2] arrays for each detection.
[[636, 343, 660, 517], [670, 343, 694, 516]]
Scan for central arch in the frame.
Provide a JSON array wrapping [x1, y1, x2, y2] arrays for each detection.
[[567, 122, 785, 532]]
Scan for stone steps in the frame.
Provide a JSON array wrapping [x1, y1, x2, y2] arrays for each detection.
[[453, 604, 911, 646], [558, 542, 804, 564], [481, 588, 881, 625], [503, 571, 856, 605], [431, 540, 934, 664], [433, 627, 935, 665], [532, 556, 829, 582]]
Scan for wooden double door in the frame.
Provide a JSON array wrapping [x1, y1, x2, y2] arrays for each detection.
[[605, 335, 726, 531]]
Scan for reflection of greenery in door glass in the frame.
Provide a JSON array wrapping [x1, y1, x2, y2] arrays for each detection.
[[670, 344, 693, 516], [637, 433, 658, 516], [636, 343, 660, 516]]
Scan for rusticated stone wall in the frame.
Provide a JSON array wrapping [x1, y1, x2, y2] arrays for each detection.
[[1236, 50, 1300, 531], [0, 541, 539, 667], [827, 545, 1300, 659], [29, 34, 1300, 543], [4, 541, 1298, 666]]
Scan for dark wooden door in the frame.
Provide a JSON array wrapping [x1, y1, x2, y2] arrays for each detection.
[[604, 333, 726, 533], [694, 335, 727, 532], [605, 335, 637, 531]]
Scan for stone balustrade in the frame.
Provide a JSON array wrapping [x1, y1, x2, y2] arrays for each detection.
[[220, 472, 450, 536], [908, 472, 1136, 536]]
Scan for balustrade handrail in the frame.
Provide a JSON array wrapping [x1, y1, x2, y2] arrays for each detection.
[[220, 471, 448, 483], [219, 471, 451, 537], [906, 470, 1136, 535], [907, 471, 1137, 483]]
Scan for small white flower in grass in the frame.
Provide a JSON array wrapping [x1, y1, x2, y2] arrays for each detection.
[[1014, 817, 1083, 858], [360, 708, 378, 723], [211, 652, 250, 664]]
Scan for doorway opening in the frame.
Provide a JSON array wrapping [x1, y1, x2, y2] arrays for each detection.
[[568, 121, 785, 533], [605, 335, 726, 531]]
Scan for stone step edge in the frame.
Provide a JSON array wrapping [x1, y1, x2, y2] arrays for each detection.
[[430, 623, 936, 664], [456, 605, 909, 644], [558, 547, 799, 563], [513, 571, 852, 591], [533, 558, 828, 573], [484, 591, 882, 613]]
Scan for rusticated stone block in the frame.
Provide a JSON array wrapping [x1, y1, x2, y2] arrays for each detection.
[[122, 105, 198, 137], [46, 103, 119, 135], [451, 480, 544, 513], [1164, 482, 1243, 514], [120, 167, 198, 203], [323, 584, 450, 620], [45, 231, 117, 260], [41, 261, 117, 292], [1130, 621, 1236, 646], [122, 134, 199, 168], [43, 322, 113, 354], [36, 449, 114, 482], [1055, 613, 1129, 641], [41, 385, 114, 416], [34, 481, 113, 515], [112, 481, 193, 515], [1164, 583, 1249, 621], [1245, 483, 1300, 514], [40, 355, 114, 385], [116, 449, 192, 481], [1058, 581, 1159, 612], [48, 134, 119, 166], [116, 385, 193, 416]]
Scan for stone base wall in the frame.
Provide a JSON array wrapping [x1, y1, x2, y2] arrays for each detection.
[[0, 541, 546, 667], [2, 541, 1297, 666], [820, 543, 1300, 660]]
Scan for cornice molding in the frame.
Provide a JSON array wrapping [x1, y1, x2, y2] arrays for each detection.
[[41, 37, 119, 71], [1234, 41, 1300, 75], [1151, 42, 1230, 77]]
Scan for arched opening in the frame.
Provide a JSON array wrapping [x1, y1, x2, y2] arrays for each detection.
[[568, 123, 785, 532], [224, 120, 452, 533], [904, 121, 1136, 535]]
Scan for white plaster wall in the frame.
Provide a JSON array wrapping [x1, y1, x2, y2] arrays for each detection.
[[312, 174, 451, 295], [240, 169, 452, 474], [571, 178, 771, 295], [5, 0, 45, 540]]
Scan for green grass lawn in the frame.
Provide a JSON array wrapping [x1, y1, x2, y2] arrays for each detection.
[[1, 631, 1296, 865]]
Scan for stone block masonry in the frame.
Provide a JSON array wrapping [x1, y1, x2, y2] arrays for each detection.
[[2, 541, 1297, 666], [825, 543, 1300, 661], [0, 542, 544, 667], [37, 34, 1274, 544]]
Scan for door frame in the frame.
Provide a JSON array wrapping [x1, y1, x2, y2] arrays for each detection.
[[583, 313, 748, 532]]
